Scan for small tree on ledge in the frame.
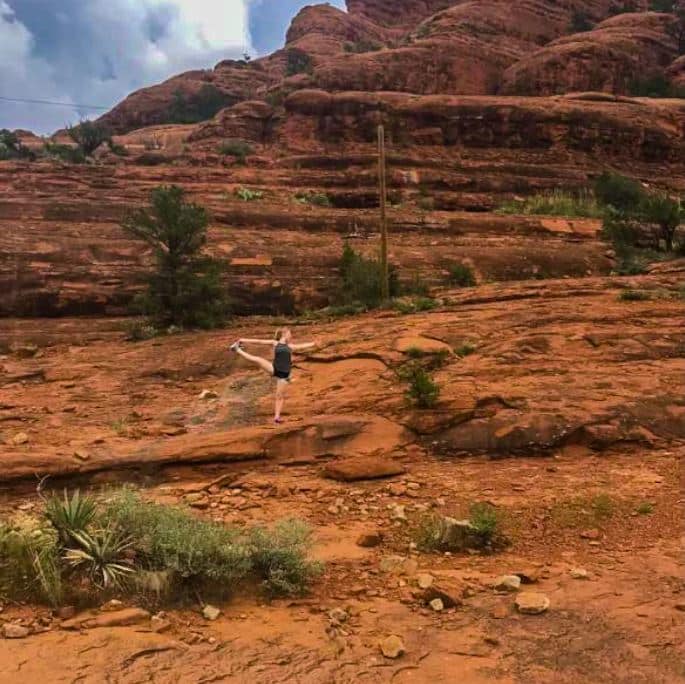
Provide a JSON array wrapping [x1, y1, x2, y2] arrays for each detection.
[[121, 185, 230, 328]]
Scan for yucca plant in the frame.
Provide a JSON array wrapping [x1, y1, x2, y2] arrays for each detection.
[[64, 527, 134, 589], [45, 489, 97, 544]]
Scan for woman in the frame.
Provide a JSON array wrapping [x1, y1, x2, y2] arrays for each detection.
[[230, 328, 317, 424]]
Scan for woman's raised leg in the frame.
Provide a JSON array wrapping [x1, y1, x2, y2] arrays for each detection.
[[236, 348, 274, 375]]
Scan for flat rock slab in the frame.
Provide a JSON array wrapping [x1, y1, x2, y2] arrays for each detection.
[[323, 456, 406, 482], [62, 608, 150, 630]]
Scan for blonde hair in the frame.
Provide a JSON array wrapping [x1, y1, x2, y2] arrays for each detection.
[[274, 327, 290, 341]]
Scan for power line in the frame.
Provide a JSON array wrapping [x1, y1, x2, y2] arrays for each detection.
[[0, 95, 109, 110]]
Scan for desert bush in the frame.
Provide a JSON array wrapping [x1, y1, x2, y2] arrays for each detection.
[[218, 139, 253, 163], [594, 173, 645, 212], [166, 85, 233, 124], [1, 489, 322, 609], [108, 142, 129, 157], [640, 192, 683, 251], [392, 297, 437, 314], [43, 142, 86, 164], [0, 129, 34, 160], [45, 490, 97, 544], [497, 189, 603, 218], [338, 243, 399, 308], [570, 10, 593, 32], [455, 342, 477, 357], [67, 120, 112, 156], [121, 185, 230, 329], [402, 365, 440, 408], [235, 187, 264, 201], [294, 191, 331, 207], [635, 501, 655, 515], [0, 516, 63, 606], [285, 48, 314, 76], [619, 289, 651, 301], [247, 520, 323, 598], [447, 262, 476, 287], [64, 527, 134, 590], [344, 40, 382, 53], [413, 504, 504, 553], [125, 320, 159, 342]]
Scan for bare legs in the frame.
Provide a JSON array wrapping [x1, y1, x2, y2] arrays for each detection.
[[234, 348, 287, 422], [275, 380, 288, 423]]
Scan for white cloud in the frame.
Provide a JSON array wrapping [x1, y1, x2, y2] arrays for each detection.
[[0, 0, 251, 134]]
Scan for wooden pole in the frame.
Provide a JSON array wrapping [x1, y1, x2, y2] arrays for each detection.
[[378, 124, 389, 301]]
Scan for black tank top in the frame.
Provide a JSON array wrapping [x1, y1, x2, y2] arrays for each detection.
[[273, 343, 292, 375]]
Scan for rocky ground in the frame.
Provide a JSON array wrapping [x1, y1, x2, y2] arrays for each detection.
[[0, 273, 683, 683]]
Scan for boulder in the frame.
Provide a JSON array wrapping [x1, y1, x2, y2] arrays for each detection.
[[323, 456, 406, 482], [515, 593, 550, 615], [2, 623, 30, 639]]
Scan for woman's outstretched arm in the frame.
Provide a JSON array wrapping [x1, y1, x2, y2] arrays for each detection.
[[291, 340, 320, 351], [240, 338, 277, 346]]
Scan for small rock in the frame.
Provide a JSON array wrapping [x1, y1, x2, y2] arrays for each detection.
[[2, 623, 30, 639], [570, 568, 589, 580], [151, 616, 171, 633], [100, 599, 124, 612], [421, 586, 462, 609], [515, 593, 550, 615], [674, 603, 685, 612], [56, 606, 76, 620], [416, 573, 434, 590], [328, 608, 349, 624], [388, 483, 407, 497], [73, 449, 90, 462], [202, 604, 221, 621], [580, 529, 601, 540], [391, 504, 407, 522], [513, 569, 539, 585], [429, 598, 444, 612], [491, 604, 509, 619], [380, 635, 405, 659], [10, 432, 29, 446], [494, 575, 522, 592], [356, 532, 383, 548], [198, 390, 219, 401]]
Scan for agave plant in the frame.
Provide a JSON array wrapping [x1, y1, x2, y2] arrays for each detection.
[[64, 527, 134, 589], [45, 490, 96, 543]]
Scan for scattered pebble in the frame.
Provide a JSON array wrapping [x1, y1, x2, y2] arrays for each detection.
[[494, 575, 522, 592], [202, 604, 221, 621], [570, 568, 589, 580], [429, 598, 444, 612], [380, 635, 405, 659]]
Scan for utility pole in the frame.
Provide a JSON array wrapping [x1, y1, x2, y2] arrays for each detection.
[[377, 124, 389, 301]]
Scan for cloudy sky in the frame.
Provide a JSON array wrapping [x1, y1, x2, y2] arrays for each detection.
[[0, 0, 345, 134]]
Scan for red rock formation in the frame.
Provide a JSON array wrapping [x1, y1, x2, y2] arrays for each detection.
[[502, 12, 680, 95]]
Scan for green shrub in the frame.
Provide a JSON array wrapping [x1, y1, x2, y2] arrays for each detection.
[[166, 85, 234, 124], [455, 343, 477, 357], [628, 73, 685, 98], [285, 48, 314, 76], [591, 493, 614, 519], [0, 129, 34, 160], [570, 10, 593, 32], [44, 142, 86, 164], [108, 142, 129, 157], [247, 520, 323, 598], [99, 490, 252, 598], [468, 503, 501, 546], [640, 192, 683, 251], [67, 120, 112, 156], [619, 289, 651, 301], [635, 501, 654, 515], [403, 365, 440, 408], [294, 191, 331, 207], [0, 516, 63, 606], [45, 490, 96, 544], [497, 189, 603, 218], [64, 527, 134, 590], [447, 262, 476, 287], [338, 243, 399, 308], [417, 196, 435, 211], [344, 40, 383, 53], [125, 320, 159, 342], [594, 173, 645, 212], [235, 187, 264, 201], [393, 297, 437, 314], [121, 185, 230, 329], [218, 139, 253, 163]]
